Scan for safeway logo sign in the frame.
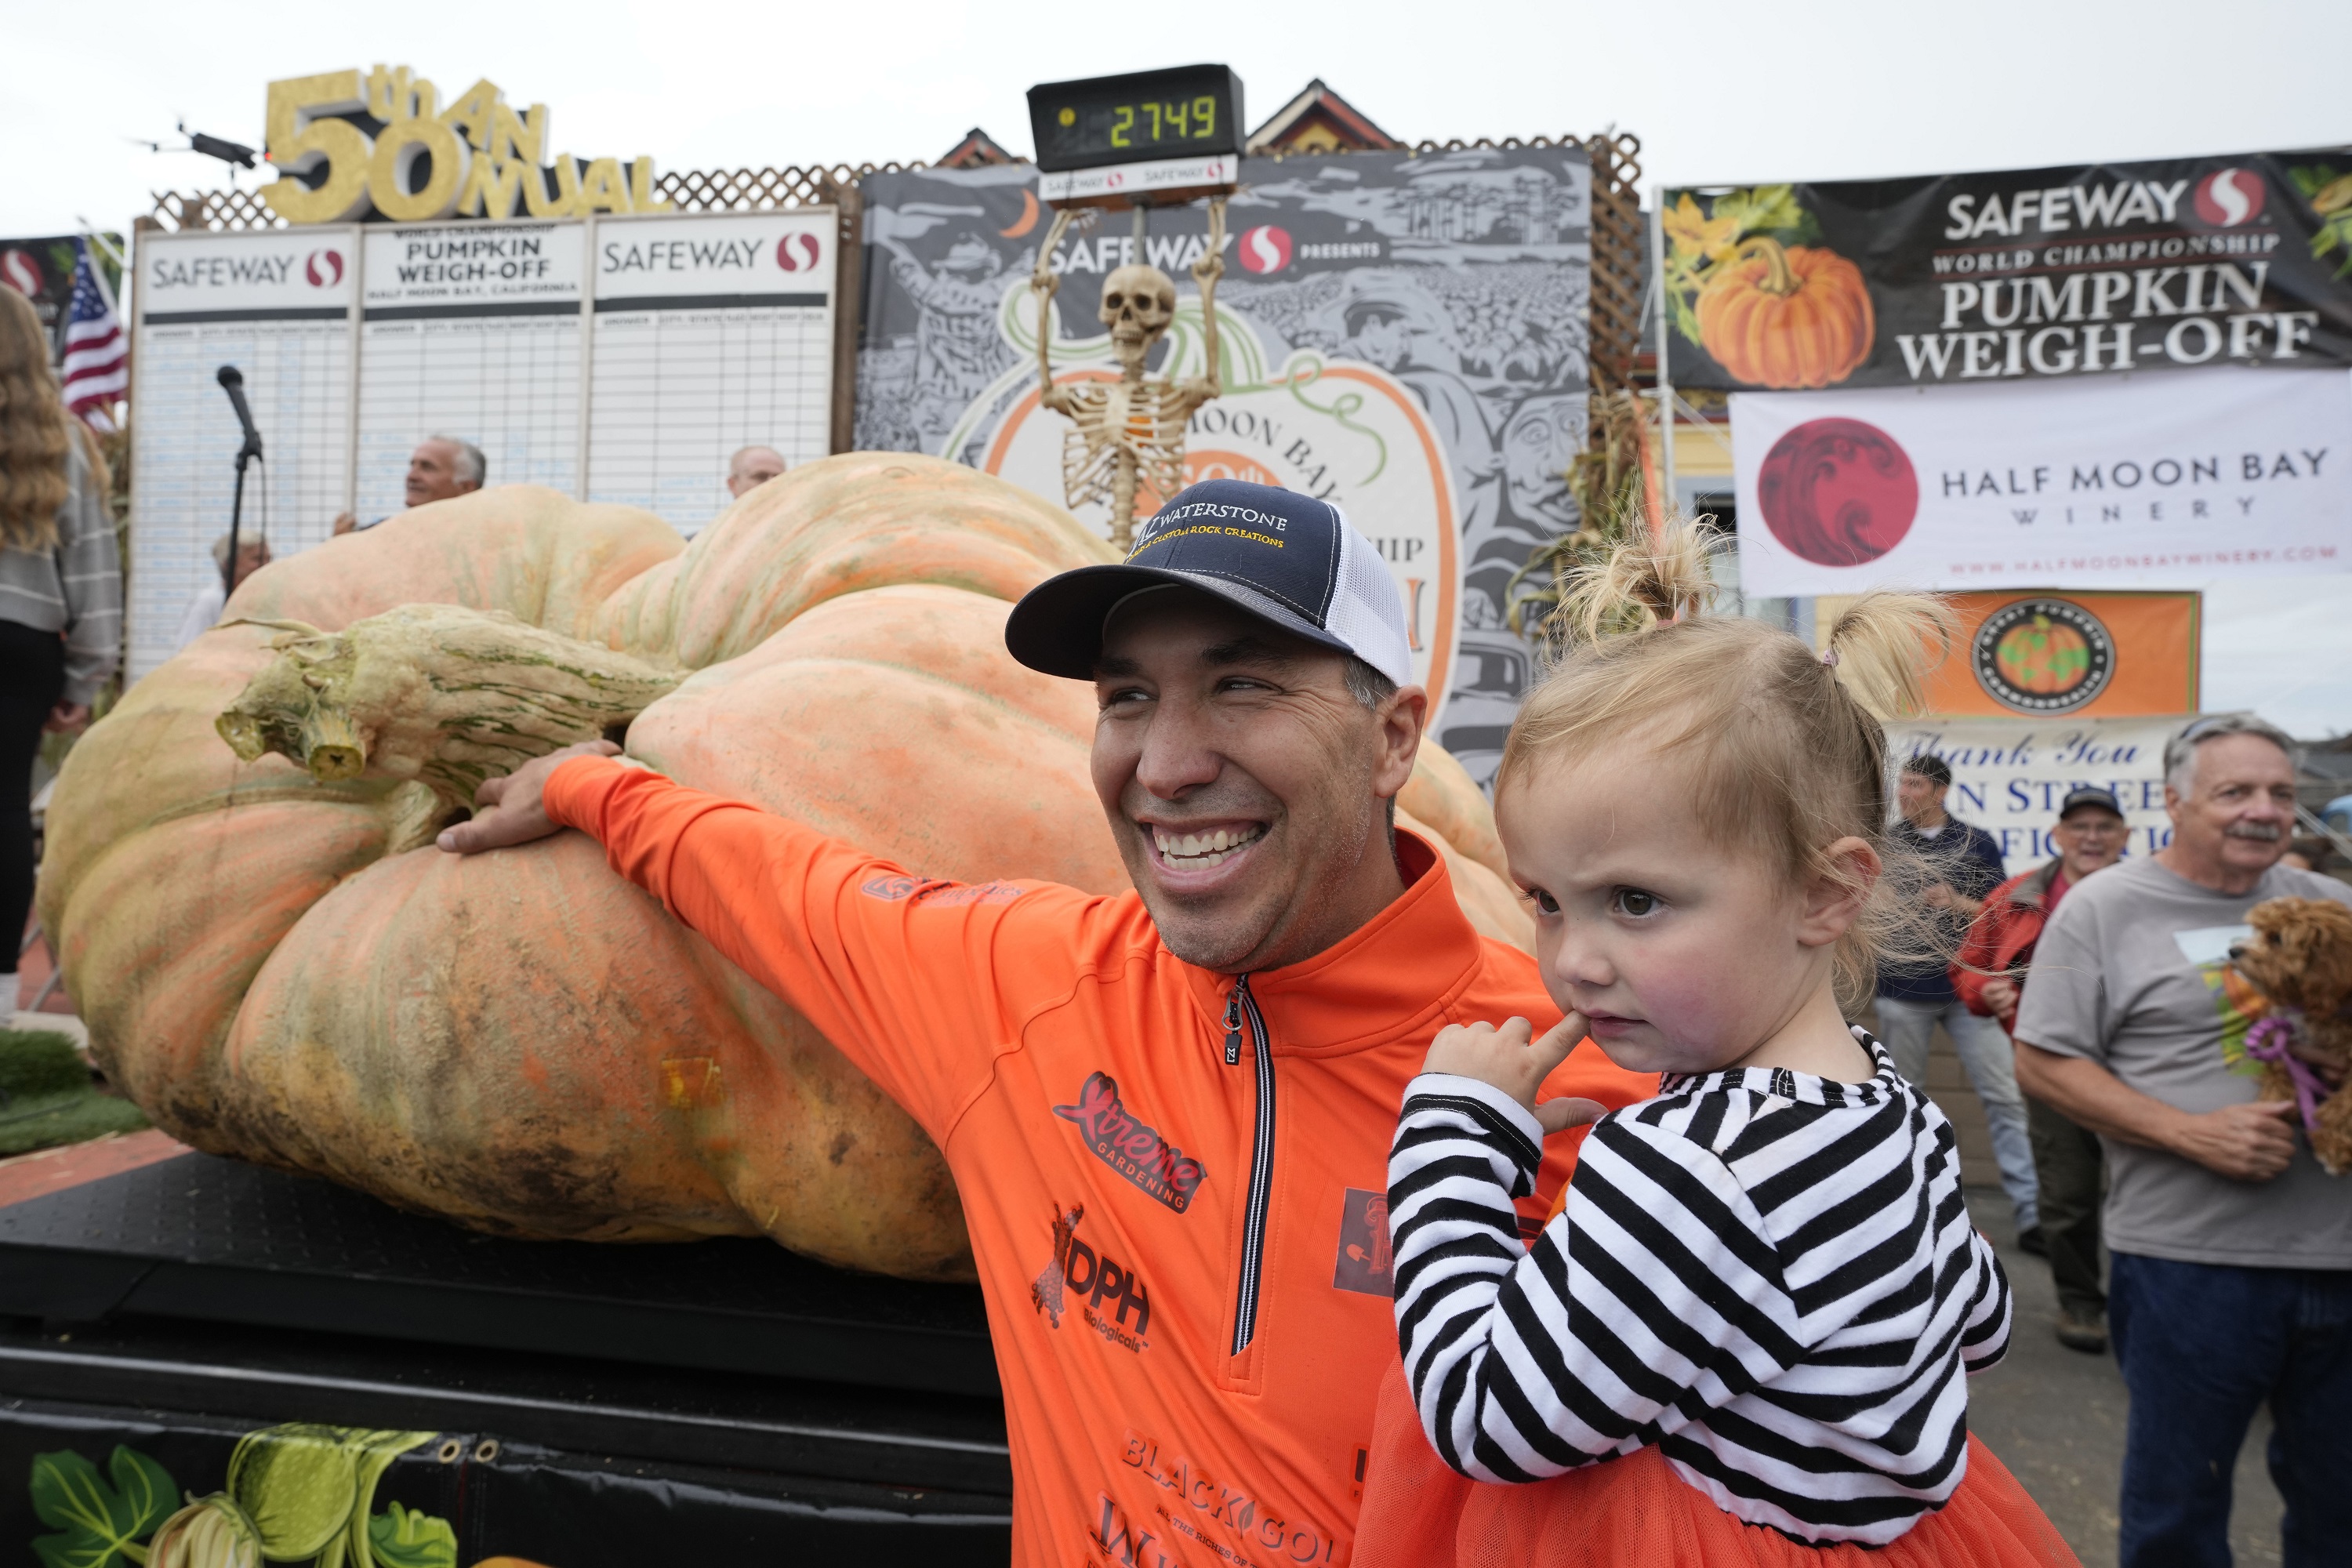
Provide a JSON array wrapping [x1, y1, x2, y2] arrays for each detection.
[[0, 251, 39, 297], [775, 232, 822, 273], [1239, 224, 1291, 274], [2192, 169, 2266, 227], [304, 249, 344, 288]]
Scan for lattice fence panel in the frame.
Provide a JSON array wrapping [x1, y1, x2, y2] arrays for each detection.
[[151, 163, 938, 230], [148, 187, 288, 231], [653, 163, 927, 212], [1583, 132, 1646, 397]]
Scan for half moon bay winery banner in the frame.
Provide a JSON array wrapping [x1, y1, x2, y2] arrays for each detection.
[[1730, 367, 2352, 596], [1664, 150, 2352, 391], [853, 149, 1594, 784]]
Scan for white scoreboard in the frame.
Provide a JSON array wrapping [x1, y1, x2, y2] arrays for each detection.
[[127, 209, 838, 679]]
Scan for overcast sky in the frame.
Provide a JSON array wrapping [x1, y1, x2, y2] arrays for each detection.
[[8, 0, 2351, 732]]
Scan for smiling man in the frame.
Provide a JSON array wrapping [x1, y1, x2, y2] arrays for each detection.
[[2015, 715, 2352, 1565], [439, 480, 1650, 1568]]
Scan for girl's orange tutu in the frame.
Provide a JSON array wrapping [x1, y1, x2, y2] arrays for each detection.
[[1352, 1363, 2078, 1568]]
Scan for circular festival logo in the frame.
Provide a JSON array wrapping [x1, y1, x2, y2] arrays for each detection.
[[1239, 224, 1292, 274], [304, 249, 344, 288], [1754, 417, 1918, 567], [776, 232, 822, 272], [2192, 169, 2266, 227], [1973, 598, 2115, 713]]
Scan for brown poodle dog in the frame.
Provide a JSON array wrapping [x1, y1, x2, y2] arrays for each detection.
[[2227, 897, 2352, 1175]]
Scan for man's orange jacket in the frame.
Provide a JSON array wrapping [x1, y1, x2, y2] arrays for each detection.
[[545, 757, 1655, 1568]]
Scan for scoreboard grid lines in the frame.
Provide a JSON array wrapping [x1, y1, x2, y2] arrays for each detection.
[[126, 212, 836, 678], [586, 303, 831, 533]]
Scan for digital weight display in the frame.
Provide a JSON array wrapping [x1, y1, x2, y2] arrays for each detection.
[[1028, 65, 1244, 174]]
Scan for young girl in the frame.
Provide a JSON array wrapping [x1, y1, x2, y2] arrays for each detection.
[[1370, 527, 2073, 1566]]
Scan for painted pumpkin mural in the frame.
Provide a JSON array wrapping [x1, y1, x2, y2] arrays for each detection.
[[36, 455, 1530, 1282], [1662, 187, 1877, 389], [1694, 237, 1875, 390]]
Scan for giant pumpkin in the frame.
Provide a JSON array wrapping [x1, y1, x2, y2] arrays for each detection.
[[38, 456, 1530, 1281], [1696, 235, 1875, 389]]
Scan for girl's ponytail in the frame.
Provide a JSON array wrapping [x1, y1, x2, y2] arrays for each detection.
[[1546, 519, 1715, 655], [1820, 593, 1958, 723]]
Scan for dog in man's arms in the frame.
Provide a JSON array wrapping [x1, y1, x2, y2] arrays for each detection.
[[2226, 896, 2352, 1176]]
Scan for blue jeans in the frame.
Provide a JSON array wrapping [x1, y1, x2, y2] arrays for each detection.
[[1872, 993, 2040, 1231], [2110, 1250, 2352, 1567]]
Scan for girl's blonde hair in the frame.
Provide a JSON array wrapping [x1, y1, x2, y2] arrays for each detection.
[[1500, 521, 1958, 1006], [0, 285, 71, 551]]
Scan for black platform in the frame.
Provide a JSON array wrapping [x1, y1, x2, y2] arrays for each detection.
[[0, 1150, 999, 1399]]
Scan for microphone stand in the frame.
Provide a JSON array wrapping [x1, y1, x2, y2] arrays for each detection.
[[216, 365, 265, 597]]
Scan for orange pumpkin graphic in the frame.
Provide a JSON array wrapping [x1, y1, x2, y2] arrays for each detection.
[[1697, 236, 1875, 389]]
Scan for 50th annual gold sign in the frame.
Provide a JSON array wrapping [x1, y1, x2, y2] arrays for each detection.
[[263, 65, 671, 225]]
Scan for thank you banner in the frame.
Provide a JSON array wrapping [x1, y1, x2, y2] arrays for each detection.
[[1664, 150, 2352, 390], [1885, 715, 2179, 876], [1732, 368, 2351, 596]]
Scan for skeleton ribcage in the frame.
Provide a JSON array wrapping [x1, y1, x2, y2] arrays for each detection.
[[1059, 387, 1189, 513]]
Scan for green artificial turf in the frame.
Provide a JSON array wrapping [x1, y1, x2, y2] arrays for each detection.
[[0, 1029, 148, 1157]]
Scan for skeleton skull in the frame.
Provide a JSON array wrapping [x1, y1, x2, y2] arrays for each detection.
[[1100, 264, 1178, 364]]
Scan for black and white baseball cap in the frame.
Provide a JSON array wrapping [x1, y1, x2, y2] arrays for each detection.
[[1004, 481, 1417, 688]]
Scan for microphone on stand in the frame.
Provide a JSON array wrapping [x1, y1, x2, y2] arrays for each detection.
[[216, 365, 265, 593], [216, 365, 263, 460]]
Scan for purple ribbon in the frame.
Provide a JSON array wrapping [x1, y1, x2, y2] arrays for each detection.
[[2244, 1014, 2330, 1134]]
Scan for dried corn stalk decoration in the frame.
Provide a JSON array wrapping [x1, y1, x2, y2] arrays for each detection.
[[1507, 388, 1698, 656]]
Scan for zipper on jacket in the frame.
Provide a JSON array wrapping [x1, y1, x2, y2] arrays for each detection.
[[1227, 974, 1276, 1356]]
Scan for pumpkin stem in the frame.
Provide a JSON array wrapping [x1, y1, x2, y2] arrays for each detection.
[[299, 706, 367, 782], [216, 605, 681, 813], [1732, 234, 1801, 298]]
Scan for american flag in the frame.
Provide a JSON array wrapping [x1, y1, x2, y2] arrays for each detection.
[[61, 238, 127, 432]]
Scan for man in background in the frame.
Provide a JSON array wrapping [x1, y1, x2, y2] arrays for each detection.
[[173, 532, 270, 651], [2016, 715, 2351, 1566], [1955, 786, 2131, 1352], [725, 445, 786, 499], [1877, 753, 2042, 1249], [332, 437, 485, 534]]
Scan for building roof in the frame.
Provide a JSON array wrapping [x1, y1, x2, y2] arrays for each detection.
[[1244, 79, 1403, 156], [936, 127, 1018, 169]]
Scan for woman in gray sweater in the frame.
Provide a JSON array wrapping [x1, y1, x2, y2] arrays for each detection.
[[0, 285, 120, 1017]]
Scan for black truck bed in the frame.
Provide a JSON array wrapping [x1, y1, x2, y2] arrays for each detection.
[[0, 1149, 1013, 1560]]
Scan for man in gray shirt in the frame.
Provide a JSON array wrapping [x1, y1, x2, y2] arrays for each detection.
[[2016, 713, 2351, 1568]]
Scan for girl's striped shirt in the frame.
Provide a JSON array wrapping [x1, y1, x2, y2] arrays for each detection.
[[1388, 1031, 2010, 1545]]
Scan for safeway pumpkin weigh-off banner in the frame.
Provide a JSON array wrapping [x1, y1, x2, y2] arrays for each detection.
[[1664, 150, 2352, 390]]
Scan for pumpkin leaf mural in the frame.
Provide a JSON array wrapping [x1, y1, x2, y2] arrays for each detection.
[[1710, 184, 1819, 244], [366, 1503, 459, 1568], [225, 1425, 367, 1560], [2290, 165, 2352, 278], [29, 1446, 180, 1568]]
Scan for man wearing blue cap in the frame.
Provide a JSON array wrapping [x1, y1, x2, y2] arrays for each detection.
[[441, 481, 1652, 1568]]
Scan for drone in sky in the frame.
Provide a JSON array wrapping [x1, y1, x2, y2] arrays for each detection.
[[126, 120, 260, 180]]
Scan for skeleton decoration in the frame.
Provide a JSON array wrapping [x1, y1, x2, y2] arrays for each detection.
[[1028, 199, 1226, 550]]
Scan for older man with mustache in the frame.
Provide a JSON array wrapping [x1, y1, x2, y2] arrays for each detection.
[[438, 481, 1651, 1568], [2016, 713, 2352, 1568]]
